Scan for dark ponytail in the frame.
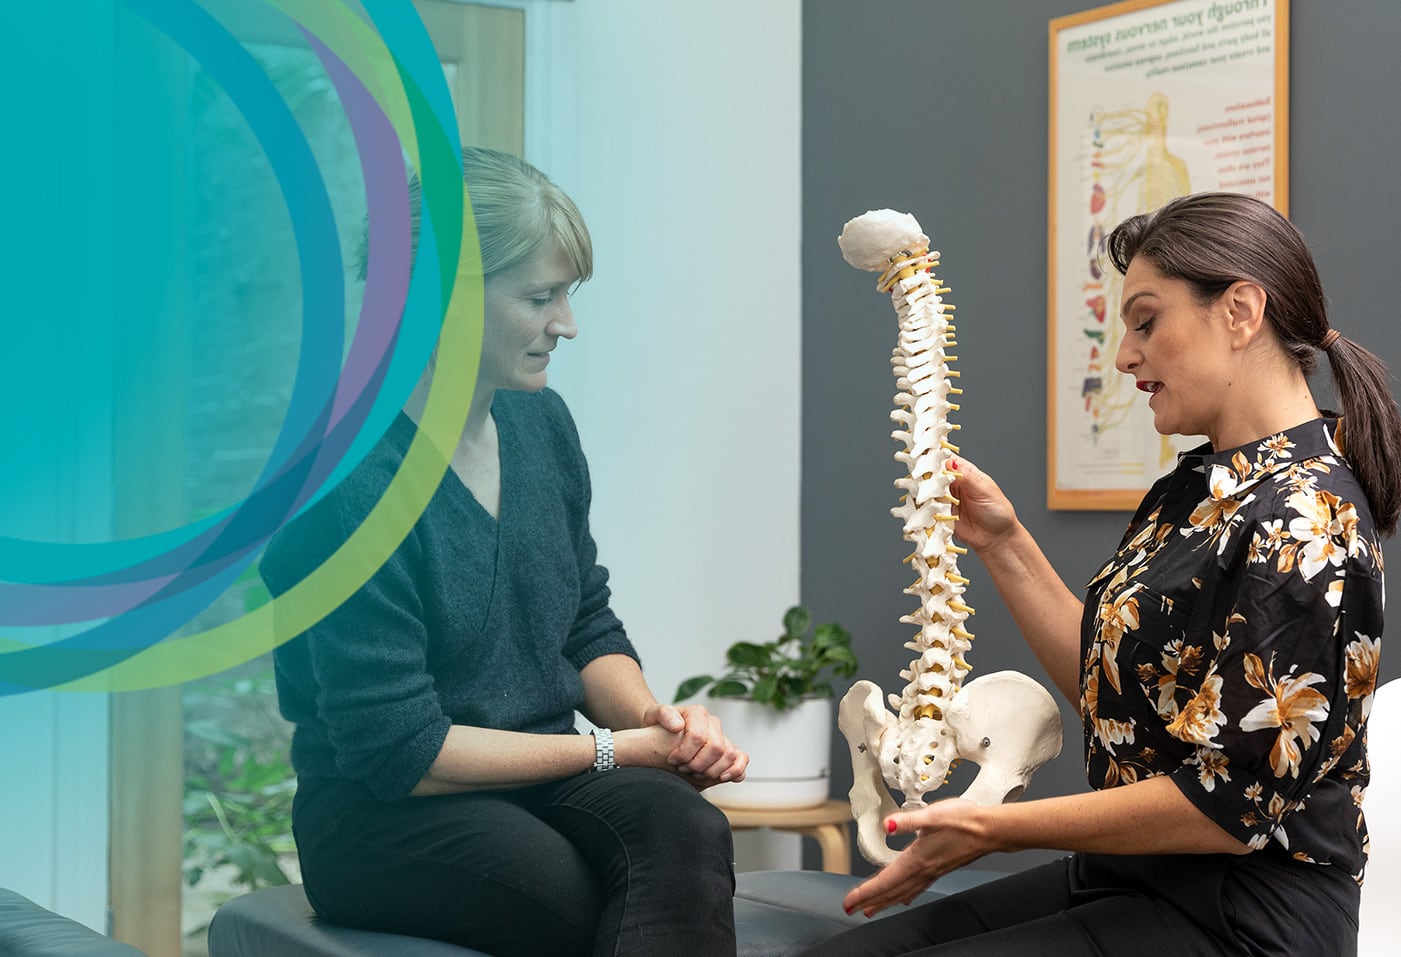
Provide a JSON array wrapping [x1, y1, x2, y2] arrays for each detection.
[[1107, 192, 1401, 535], [1322, 335, 1401, 535]]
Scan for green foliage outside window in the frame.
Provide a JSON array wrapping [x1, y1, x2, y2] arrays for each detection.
[[183, 666, 296, 908]]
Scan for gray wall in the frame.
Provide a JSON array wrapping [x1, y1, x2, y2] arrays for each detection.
[[802, 0, 1401, 874]]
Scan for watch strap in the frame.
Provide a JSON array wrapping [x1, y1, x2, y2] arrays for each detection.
[[591, 727, 616, 772]]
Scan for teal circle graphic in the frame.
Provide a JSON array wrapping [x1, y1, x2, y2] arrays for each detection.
[[0, 0, 475, 693]]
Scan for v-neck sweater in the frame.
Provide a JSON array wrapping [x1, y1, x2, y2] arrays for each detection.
[[261, 389, 638, 802]]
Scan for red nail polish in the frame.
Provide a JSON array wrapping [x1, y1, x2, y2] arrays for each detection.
[[843, 905, 853, 915], [950, 458, 959, 471], [886, 819, 898, 834]]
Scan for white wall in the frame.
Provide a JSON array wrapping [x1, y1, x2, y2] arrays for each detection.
[[0, 297, 112, 930], [0, 692, 110, 931], [527, 0, 804, 709], [524, 0, 804, 867]]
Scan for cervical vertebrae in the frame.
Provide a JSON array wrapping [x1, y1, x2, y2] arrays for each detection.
[[836, 210, 1063, 866]]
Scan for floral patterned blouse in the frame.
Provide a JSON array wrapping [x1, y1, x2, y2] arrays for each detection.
[[1081, 417, 1384, 882]]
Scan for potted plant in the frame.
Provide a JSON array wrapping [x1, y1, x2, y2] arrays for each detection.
[[675, 606, 857, 808]]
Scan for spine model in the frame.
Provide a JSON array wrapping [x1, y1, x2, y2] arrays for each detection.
[[848, 211, 972, 798], [836, 210, 1063, 866]]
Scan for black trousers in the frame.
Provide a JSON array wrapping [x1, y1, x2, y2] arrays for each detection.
[[800, 852, 1359, 957], [292, 768, 737, 957]]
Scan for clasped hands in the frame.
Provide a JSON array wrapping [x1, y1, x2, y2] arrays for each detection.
[[616, 703, 749, 789]]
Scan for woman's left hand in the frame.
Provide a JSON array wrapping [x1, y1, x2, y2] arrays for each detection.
[[843, 799, 993, 918], [641, 703, 749, 788]]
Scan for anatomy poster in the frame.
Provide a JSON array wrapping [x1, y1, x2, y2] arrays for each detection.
[[1048, 0, 1288, 509]]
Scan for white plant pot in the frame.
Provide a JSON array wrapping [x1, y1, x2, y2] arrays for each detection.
[[701, 697, 833, 809]]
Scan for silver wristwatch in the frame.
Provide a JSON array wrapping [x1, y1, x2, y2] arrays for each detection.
[[591, 727, 617, 772]]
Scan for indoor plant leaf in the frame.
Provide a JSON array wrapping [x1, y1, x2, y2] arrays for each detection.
[[708, 679, 751, 698], [783, 606, 811, 640], [674, 675, 715, 702], [726, 642, 771, 669]]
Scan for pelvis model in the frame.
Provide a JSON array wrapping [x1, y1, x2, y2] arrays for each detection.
[[836, 210, 1064, 866]]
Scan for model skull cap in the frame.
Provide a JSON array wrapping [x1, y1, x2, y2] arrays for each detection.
[[838, 209, 931, 271]]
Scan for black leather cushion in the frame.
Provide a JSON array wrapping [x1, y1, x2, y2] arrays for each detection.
[[208, 869, 1005, 957], [733, 896, 852, 957], [208, 884, 487, 957], [0, 889, 145, 957], [735, 867, 1002, 928]]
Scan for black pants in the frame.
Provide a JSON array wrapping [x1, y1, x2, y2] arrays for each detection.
[[800, 852, 1359, 957], [292, 768, 737, 957]]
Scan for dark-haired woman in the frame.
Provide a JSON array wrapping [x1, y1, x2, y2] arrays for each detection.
[[804, 192, 1395, 957]]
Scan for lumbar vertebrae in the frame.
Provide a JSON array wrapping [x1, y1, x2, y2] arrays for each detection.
[[836, 210, 1063, 865]]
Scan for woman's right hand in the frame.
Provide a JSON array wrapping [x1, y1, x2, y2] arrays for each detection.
[[948, 457, 1019, 554], [613, 723, 748, 789], [613, 725, 689, 774], [945, 456, 1085, 705]]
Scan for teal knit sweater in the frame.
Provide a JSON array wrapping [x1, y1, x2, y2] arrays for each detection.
[[261, 389, 638, 801]]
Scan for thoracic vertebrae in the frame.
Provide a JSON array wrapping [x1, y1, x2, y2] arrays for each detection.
[[887, 256, 973, 803], [838, 209, 973, 805]]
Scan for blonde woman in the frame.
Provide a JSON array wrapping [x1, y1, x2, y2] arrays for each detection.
[[263, 149, 747, 957]]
